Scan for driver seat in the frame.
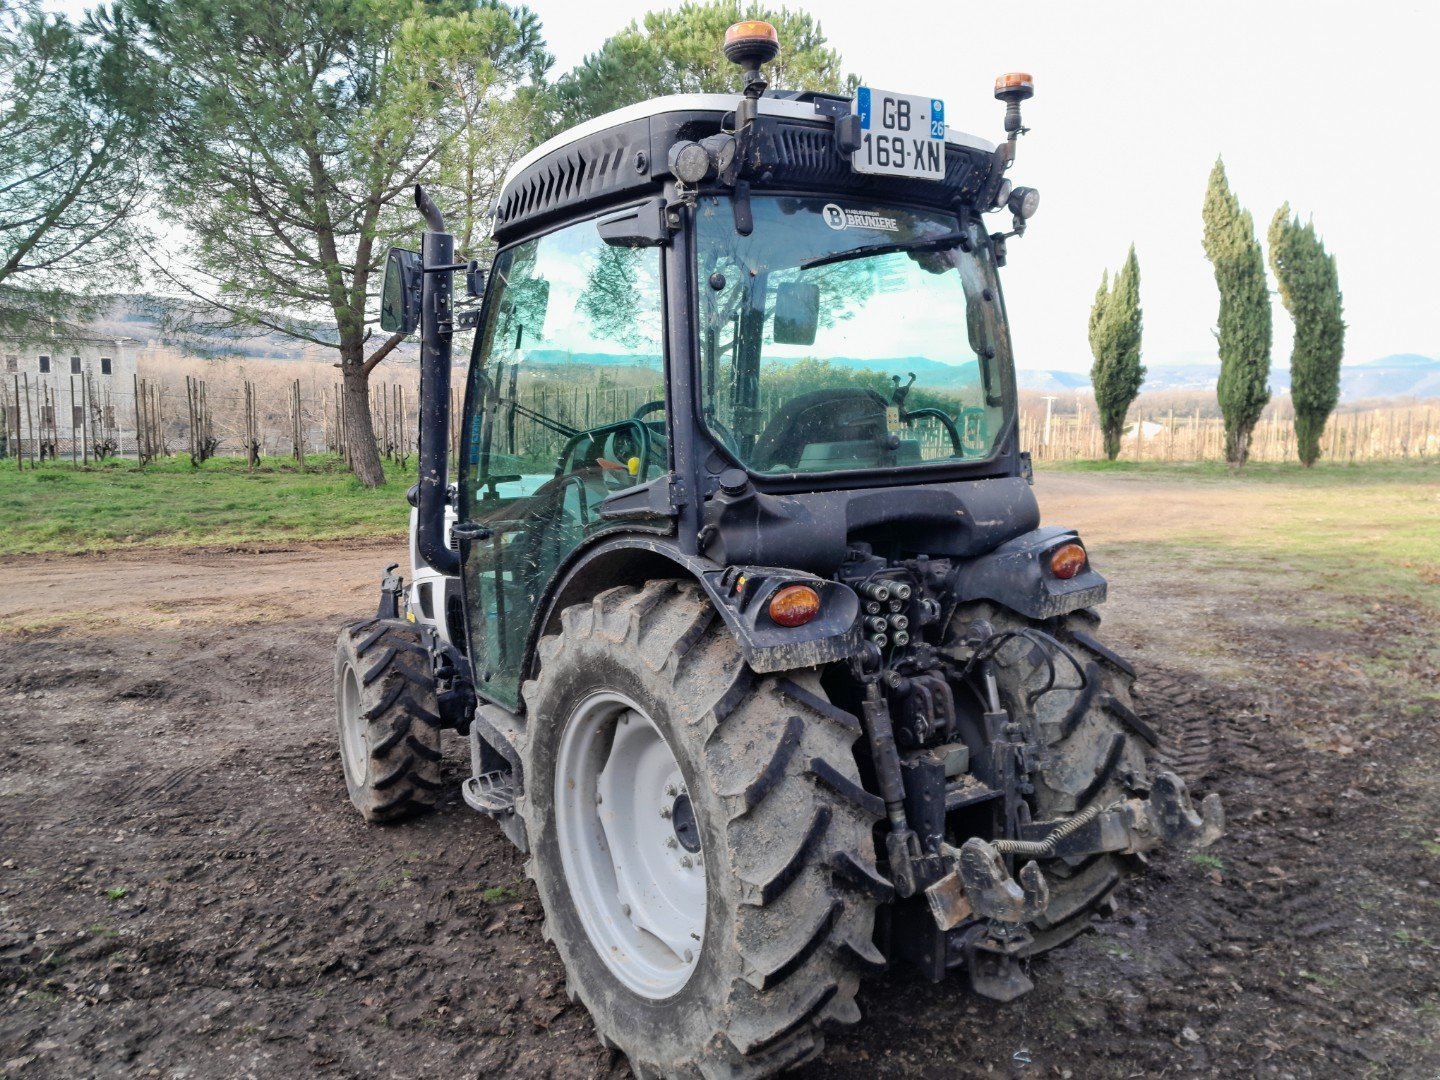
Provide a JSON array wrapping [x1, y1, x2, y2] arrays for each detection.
[[750, 387, 889, 471]]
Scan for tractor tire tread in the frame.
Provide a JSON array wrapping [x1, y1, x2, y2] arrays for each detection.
[[956, 602, 1154, 957], [334, 620, 443, 823], [519, 579, 882, 1080]]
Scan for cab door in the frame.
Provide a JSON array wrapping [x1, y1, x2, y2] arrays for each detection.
[[456, 218, 666, 711]]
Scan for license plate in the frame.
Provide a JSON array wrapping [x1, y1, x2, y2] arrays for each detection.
[[851, 87, 946, 181]]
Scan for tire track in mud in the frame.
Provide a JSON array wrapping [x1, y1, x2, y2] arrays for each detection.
[[3, 594, 1439, 1078], [1104, 668, 1436, 1078]]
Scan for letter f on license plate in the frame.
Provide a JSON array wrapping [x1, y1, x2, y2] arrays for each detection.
[[851, 87, 945, 181]]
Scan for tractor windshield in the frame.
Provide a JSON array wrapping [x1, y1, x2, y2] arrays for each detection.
[[695, 194, 1016, 475]]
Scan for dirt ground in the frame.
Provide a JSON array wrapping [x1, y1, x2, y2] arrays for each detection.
[[2, 473, 1438, 1079]]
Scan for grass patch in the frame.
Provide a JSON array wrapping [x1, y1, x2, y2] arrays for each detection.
[[1053, 459, 1440, 604], [1041, 457, 1439, 486], [1189, 852, 1225, 872], [481, 885, 517, 903], [0, 454, 415, 556]]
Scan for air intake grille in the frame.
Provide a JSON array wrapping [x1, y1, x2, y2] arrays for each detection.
[[495, 117, 654, 242]]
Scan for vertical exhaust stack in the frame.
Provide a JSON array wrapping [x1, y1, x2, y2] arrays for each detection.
[[414, 185, 461, 577]]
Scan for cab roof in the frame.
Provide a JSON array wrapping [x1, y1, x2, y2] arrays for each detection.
[[492, 92, 1002, 244]]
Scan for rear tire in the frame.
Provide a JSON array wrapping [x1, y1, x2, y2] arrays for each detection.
[[519, 580, 885, 1078], [949, 602, 1156, 954], [334, 619, 444, 822]]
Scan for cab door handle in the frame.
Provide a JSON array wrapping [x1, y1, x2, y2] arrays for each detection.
[[451, 521, 494, 542]]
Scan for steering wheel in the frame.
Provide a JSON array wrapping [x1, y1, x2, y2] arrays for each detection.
[[903, 407, 964, 457]]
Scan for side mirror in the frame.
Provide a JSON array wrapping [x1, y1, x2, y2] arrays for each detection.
[[465, 259, 486, 299], [380, 248, 422, 334], [773, 281, 820, 346]]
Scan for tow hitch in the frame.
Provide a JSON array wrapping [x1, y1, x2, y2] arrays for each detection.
[[919, 769, 1223, 1001]]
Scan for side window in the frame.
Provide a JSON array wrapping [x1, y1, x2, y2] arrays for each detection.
[[101, 357, 112, 375], [4, 355, 15, 373], [469, 222, 665, 492], [70, 356, 81, 374], [458, 216, 665, 711], [38, 355, 50, 373]]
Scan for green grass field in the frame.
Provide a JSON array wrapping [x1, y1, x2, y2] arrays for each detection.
[[1042, 458, 1440, 599], [0, 455, 416, 555], [4, 455, 1437, 582]]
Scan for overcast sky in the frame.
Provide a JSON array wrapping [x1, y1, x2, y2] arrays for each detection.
[[55, 0, 1435, 373], [531, 0, 1438, 373]]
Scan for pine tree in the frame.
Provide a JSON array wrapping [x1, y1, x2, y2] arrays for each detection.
[[1088, 247, 1145, 460], [1268, 204, 1344, 467], [555, 1, 852, 125], [128, 0, 548, 487], [1202, 158, 1272, 466]]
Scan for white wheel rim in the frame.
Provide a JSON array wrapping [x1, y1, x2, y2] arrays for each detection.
[[554, 691, 706, 999], [339, 664, 367, 786]]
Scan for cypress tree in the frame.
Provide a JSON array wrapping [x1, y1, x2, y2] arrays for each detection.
[[1202, 158, 1272, 466], [1268, 204, 1345, 466], [1088, 247, 1145, 460]]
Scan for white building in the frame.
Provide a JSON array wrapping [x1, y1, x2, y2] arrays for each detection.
[[2, 335, 140, 459]]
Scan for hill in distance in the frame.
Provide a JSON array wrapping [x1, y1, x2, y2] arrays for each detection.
[[1018, 353, 1440, 402]]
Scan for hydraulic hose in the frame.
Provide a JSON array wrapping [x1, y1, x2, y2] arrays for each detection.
[[990, 798, 1121, 858]]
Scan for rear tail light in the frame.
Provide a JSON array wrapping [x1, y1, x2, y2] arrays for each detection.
[[769, 584, 821, 627], [1048, 543, 1088, 580]]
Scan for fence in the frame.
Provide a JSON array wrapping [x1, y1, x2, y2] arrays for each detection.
[[0, 375, 416, 468], [3, 372, 1438, 469], [1019, 404, 1440, 464], [0, 373, 665, 470]]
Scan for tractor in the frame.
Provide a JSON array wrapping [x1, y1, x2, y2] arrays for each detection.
[[334, 21, 1224, 1078]]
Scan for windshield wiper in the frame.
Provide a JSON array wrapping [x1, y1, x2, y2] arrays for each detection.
[[800, 230, 966, 271]]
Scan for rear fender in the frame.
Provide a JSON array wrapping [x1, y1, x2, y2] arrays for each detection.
[[536, 537, 862, 683], [950, 526, 1106, 620]]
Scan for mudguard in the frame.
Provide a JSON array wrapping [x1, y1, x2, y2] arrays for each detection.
[[539, 536, 863, 678], [949, 525, 1107, 620]]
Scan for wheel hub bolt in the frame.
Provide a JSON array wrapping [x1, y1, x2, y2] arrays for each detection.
[[665, 783, 677, 796], [659, 805, 672, 818], [680, 856, 693, 868], [666, 836, 678, 848]]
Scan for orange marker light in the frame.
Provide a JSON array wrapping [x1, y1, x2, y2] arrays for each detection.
[[994, 72, 1034, 95], [725, 19, 779, 49], [769, 584, 821, 627], [1048, 543, 1087, 580]]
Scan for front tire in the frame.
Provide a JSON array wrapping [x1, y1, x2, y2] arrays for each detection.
[[334, 619, 444, 822], [519, 581, 885, 1078]]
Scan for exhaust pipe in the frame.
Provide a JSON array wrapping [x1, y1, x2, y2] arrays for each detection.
[[414, 185, 460, 577]]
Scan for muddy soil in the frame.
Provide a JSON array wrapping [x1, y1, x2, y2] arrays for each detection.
[[2, 477, 1437, 1078]]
